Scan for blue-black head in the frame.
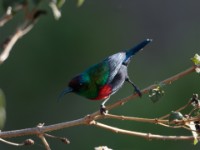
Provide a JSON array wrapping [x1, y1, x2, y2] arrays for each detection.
[[58, 74, 90, 101]]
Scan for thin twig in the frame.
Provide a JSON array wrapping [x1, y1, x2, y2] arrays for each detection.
[[159, 100, 192, 119], [0, 23, 32, 63], [0, 14, 13, 27], [104, 114, 168, 124], [92, 121, 199, 141], [44, 133, 70, 144], [0, 138, 34, 146], [0, 10, 45, 64], [0, 138, 25, 146], [38, 135, 51, 150]]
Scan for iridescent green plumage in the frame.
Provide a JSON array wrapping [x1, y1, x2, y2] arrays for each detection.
[[74, 61, 111, 99], [59, 39, 152, 105]]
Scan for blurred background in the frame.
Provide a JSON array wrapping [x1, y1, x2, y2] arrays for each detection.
[[0, 0, 200, 149]]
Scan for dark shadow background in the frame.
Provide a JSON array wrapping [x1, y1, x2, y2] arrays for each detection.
[[0, 0, 200, 149]]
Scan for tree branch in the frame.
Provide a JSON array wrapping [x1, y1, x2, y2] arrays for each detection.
[[104, 114, 168, 124], [0, 138, 34, 147], [0, 65, 198, 147], [38, 135, 51, 150], [105, 66, 196, 112], [92, 121, 199, 141], [0, 10, 45, 64]]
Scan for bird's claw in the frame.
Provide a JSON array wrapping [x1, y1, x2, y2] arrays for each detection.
[[134, 87, 142, 97], [100, 104, 108, 115]]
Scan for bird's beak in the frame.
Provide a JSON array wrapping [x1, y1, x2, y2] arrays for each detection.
[[58, 87, 73, 102]]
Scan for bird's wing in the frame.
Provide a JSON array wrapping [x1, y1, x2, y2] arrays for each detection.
[[105, 52, 126, 83], [87, 52, 126, 86]]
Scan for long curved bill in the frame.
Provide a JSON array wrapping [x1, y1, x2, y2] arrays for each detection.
[[58, 87, 73, 102]]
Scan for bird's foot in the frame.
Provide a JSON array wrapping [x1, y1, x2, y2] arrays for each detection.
[[100, 104, 108, 115], [134, 87, 142, 97]]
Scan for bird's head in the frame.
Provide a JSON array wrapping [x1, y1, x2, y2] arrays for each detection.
[[58, 73, 90, 100], [68, 74, 90, 93]]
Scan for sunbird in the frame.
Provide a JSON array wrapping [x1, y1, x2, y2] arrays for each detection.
[[59, 39, 152, 113]]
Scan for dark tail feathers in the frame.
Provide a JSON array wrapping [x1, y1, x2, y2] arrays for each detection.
[[124, 39, 152, 63]]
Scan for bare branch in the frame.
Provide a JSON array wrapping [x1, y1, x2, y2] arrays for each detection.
[[0, 6, 14, 27], [0, 14, 13, 27], [92, 121, 198, 141], [159, 99, 192, 119], [102, 65, 197, 112], [104, 114, 168, 124], [0, 138, 34, 146], [38, 134, 51, 150], [0, 65, 198, 146], [0, 10, 46, 64], [44, 133, 70, 144]]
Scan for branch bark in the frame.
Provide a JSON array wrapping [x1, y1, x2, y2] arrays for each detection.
[[93, 121, 199, 141], [0, 65, 198, 147], [0, 10, 46, 64]]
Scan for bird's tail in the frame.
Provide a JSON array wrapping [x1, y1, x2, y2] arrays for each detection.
[[124, 39, 152, 63]]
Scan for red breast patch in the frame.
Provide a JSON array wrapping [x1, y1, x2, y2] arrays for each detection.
[[92, 84, 112, 100]]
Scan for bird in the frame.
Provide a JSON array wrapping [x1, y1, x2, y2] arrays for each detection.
[[59, 39, 152, 114]]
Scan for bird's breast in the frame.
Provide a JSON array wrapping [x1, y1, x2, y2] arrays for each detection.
[[91, 84, 112, 100]]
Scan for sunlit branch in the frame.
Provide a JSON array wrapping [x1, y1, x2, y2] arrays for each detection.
[[0, 10, 45, 64], [92, 121, 199, 141]]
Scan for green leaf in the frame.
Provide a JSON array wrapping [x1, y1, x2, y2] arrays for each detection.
[[0, 89, 6, 129], [168, 111, 184, 125], [77, 0, 85, 7], [148, 86, 165, 103], [191, 54, 200, 65], [194, 138, 198, 145], [185, 121, 199, 145], [56, 0, 65, 8]]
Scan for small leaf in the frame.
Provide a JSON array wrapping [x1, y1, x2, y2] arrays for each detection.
[[0, 89, 6, 129], [168, 111, 184, 125], [148, 86, 165, 103], [191, 54, 200, 65], [77, 0, 85, 7], [194, 138, 198, 145], [56, 0, 65, 8], [186, 121, 199, 145]]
